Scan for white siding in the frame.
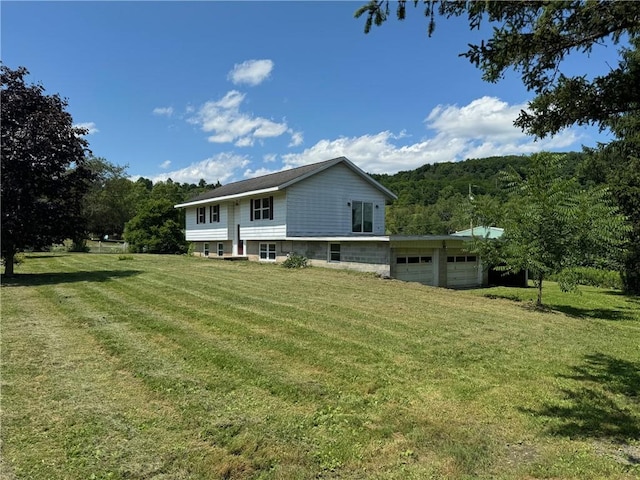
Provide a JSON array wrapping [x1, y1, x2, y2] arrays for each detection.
[[285, 164, 387, 237], [184, 204, 229, 241], [237, 192, 287, 240]]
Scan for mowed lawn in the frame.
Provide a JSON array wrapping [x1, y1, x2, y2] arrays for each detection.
[[1, 254, 639, 479]]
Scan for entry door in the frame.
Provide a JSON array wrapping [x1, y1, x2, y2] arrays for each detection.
[[237, 224, 243, 255]]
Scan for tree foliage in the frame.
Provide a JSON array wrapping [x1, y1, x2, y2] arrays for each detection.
[[1, 65, 94, 275], [356, 0, 640, 136], [357, 0, 640, 293], [124, 198, 187, 254], [82, 157, 146, 240], [373, 153, 583, 235], [473, 153, 630, 306]]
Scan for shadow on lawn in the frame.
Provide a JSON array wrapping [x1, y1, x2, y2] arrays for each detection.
[[524, 353, 640, 444], [549, 305, 637, 321], [483, 293, 638, 321], [1, 269, 141, 287]]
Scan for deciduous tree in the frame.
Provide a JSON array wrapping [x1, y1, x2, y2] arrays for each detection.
[[473, 153, 630, 306], [1, 65, 93, 275], [124, 198, 187, 254]]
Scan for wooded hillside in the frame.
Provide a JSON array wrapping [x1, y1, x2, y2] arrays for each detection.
[[370, 152, 586, 235]]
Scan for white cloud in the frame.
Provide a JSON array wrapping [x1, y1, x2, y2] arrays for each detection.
[[189, 90, 289, 147], [153, 106, 174, 117], [228, 59, 274, 86], [148, 96, 581, 186], [288, 130, 304, 147], [425, 96, 526, 142], [73, 122, 98, 135], [281, 96, 582, 174], [243, 167, 280, 178], [146, 153, 250, 185], [159, 160, 171, 169]]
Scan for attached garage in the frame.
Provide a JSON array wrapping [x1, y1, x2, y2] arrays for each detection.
[[390, 236, 488, 288], [393, 249, 435, 285], [446, 253, 480, 288]]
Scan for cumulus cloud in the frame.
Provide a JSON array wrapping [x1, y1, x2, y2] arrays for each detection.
[[159, 160, 171, 169], [188, 90, 289, 146], [73, 122, 98, 135], [425, 96, 525, 142], [153, 106, 174, 117], [288, 130, 304, 147], [282, 96, 580, 174], [147, 152, 250, 185], [149, 96, 581, 186], [228, 59, 274, 86]]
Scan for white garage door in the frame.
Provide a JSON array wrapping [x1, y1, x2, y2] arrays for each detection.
[[394, 252, 435, 285], [446, 254, 480, 287]]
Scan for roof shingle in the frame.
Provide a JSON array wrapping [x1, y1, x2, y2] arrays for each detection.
[[183, 157, 345, 204], [175, 156, 397, 207]]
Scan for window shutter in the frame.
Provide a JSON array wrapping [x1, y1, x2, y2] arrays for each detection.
[[250, 199, 254, 221], [269, 196, 274, 220]]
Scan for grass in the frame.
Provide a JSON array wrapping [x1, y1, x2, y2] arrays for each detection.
[[1, 253, 639, 479]]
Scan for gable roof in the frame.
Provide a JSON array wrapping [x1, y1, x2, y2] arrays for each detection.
[[175, 156, 397, 207]]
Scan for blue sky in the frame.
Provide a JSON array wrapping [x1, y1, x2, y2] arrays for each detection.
[[2, 1, 624, 184]]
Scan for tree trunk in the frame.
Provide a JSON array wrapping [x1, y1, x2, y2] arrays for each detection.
[[536, 274, 544, 307], [3, 250, 15, 277]]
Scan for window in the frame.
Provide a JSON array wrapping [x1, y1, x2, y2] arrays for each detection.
[[196, 206, 206, 224], [217, 242, 224, 257], [329, 243, 341, 262], [251, 196, 273, 221], [203, 243, 209, 256], [352, 201, 373, 233], [397, 256, 432, 264], [259, 243, 276, 261], [448, 255, 477, 263], [209, 205, 220, 223]]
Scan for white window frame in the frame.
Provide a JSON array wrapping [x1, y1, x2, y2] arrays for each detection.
[[259, 243, 277, 261], [351, 200, 373, 233], [203, 243, 210, 256], [217, 242, 224, 257]]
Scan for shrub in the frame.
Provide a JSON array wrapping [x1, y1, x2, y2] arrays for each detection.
[[282, 253, 310, 269], [67, 239, 90, 252], [552, 267, 623, 290]]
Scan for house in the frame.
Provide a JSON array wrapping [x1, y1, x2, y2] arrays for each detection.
[[175, 156, 488, 288]]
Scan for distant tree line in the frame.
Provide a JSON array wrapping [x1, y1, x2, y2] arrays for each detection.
[[81, 156, 221, 254], [370, 152, 585, 235]]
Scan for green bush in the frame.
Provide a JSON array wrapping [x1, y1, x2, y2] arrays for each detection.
[[552, 267, 622, 290], [282, 253, 310, 269]]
